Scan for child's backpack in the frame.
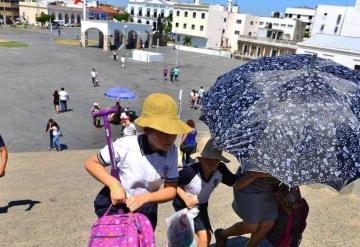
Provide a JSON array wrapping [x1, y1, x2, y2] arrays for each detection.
[[267, 186, 309, 247], [88, 206, 155, 247]]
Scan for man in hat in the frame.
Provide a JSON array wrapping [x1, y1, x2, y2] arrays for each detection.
[[85, 93, 192, 230], [0, 134, 8, 177]]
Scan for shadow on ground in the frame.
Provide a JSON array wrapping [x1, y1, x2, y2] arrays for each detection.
[[209, 236, 272, 247], [0, 200, 41, 214]]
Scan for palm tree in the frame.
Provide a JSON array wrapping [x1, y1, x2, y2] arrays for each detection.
[[183, 36, 192, 46]]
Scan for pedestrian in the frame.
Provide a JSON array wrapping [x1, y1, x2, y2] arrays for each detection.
[[112, 52, 118, 61], [45, 119, 57, 150], [53, 90, 60, 114], [120, 56, 126, 68], [58, 28, 61, 37], [91, 103, 102, 129], [173, 137, 239, 247], [190, 89, 198, 109], [174, 67, 180, 81], [180, 119, 197, 166], [59, 87, 69, 112], [170, 67, 174, 82], [91, 68, 98, 86], [85, 93, 192, 230], [0, 134, 8, 177], [214, 162, 279, 247], [163, 65, 168, 81], [120, 113, 136, 136], [51, 122, 62, 151], [198, 86, 205, 104]]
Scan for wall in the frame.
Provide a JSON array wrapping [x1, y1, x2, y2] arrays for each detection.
[[206, 5, 227, 49], [19, 2, 48, 25], [169, 43, 231, 58], [258, 17, 304, 41], [311, 5, 348, 36]]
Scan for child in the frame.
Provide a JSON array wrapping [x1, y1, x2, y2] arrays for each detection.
[[85, 93, 192, 230], [172, 137, 237, 247]]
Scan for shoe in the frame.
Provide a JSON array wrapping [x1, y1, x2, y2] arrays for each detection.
[[214, 229, 227, 247], [48, 147, 52, 150]]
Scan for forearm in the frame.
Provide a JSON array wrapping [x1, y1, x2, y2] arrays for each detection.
[[143, 184, 177, 204], [84, 154, 120, 188], [1, 148, 8, 168], [176, 186, 189, 201]]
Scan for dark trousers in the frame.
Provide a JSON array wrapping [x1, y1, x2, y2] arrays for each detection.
[[49, 134, 54, 148], [92, 77, 96, 84], [60, 100, 67, 112], [170, 75, 174, 81]]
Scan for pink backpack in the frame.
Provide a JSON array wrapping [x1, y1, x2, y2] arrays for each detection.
[[88, 206, 155, 247]]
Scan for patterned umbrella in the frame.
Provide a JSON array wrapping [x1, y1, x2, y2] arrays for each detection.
[[104, 87, 137, 100], [200, 54, 360, 190]]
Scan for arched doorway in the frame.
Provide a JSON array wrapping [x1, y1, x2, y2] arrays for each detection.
[[141, 31, 151, 48], [126, 30, 138, 49], [137, 19, 142, 24], [77, 14, 81, 24], [58, 13, 62, 20], [71, 14, 75, 23], [84, 28, 105, 48], [112, 30, 124, 50], [65, 14, 69, 24]]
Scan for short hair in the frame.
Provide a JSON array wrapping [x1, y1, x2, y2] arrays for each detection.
[[61, 87, 64, 90], [49, 118, 54, 122], [186, 120, 195, 128]]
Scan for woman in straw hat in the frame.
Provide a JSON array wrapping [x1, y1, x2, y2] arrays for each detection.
[[173, 137, 270, 247], [85, 93, 191, 230]]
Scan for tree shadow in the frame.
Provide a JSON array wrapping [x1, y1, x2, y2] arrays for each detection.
[[0, 200, 41, 214], [209, 236, 272, 247]]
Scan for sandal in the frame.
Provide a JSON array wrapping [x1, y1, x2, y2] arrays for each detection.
[[214, 228, 228, 247]]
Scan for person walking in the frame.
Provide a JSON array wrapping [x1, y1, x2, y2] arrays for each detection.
[[91, 103, 102, 129], [51, 122, 62, 151], [170, 67, 175, 82], [120, 56, 126, 68], [59, 87, 69, 112], [180, 119, 197, 166], [198, 86, 205, 104], [91, 68, 98, 86], [112, 52, 118, 61], [53, 90, 60, 114], [163, 65, 169, 81], [45, 119, 58, 150], [174, 67, 180, 81], [190, 89, 198, 109], [0, 134, 8, 177]]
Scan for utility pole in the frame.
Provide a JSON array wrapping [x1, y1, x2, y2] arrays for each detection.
[[83, 0, 86, 20], [3, 0, 7, 25]]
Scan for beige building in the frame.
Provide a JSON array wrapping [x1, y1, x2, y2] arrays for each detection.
[[172, 1, 227, 49], [19, 1, 48, 25], [0, 0, 19, 24]]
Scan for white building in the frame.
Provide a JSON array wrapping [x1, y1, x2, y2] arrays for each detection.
[[172, 2, 227, 49], [127, 0, 176, 29], [258, 16, 306, 41], [311, 0, 360, 37], [297, 34, 360, 71], [284, 6, 315, 35], [222, 11, 259, 53]]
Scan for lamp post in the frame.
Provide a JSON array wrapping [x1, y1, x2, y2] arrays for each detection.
[[2, 0, 7, 25]]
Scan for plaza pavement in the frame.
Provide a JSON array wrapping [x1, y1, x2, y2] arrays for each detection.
[[1, 27, 360, 247], [0, 27, 241, 152]]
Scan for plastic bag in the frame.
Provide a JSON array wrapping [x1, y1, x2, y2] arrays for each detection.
[[166, 208, 199, 247]]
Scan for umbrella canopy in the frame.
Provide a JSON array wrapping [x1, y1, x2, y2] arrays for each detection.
[[104, 87, 137, 100], [200, 54, 360, 190]]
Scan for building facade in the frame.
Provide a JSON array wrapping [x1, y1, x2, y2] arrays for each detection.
[[297, 34, 360, 71], [0, 0, 19, 24], [172, 2, 227, 49], [311, 0, 360, 37], [284, 7, 315, 35], [127, 0, 175, 29]]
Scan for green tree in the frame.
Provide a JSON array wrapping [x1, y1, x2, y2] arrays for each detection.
[[36, 12, 52, 27], [183, 36, 192, 46], [113, 12, 130, 22]]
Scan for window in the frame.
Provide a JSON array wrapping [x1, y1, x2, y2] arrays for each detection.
[[288, 24, 293, 28], [273, 23, 279, 26], [297, 15, 301, 19], [250, 21, 254, 25], [248, 32, 252, 36], [161, 9, 164, 18], [336, 14, 342, 25], [234, 30, 240, 34], [184, 11, 188, 17], [224, 18, 227, 22], [146, 21, 150, 24], [175, 22, 179, 27], [193, 12, 196, 18], [320, 24, 325, 32], [138, 7, 142, 16], [130, 7, 134, 15], [281, 24, 286, 27], [201, 13, 205, 19], [259, 21, 264, 25], [146, 8, 150, 17], [334, 26, 338, 33], [323, 13, 327, 20], [153, 9, 157, 17], [236, 19, 242, 24], [200, 25, 204, 31], [308, 16, 312, 20], [176, 11, 180, 16], [183, 23, 187, 29], [191, 24, 195, 29], [289, 14, 292, 18]]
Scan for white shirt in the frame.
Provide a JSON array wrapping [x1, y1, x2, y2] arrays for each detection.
[[122, 123, 136, 136], [58, 90, 68, 101], [51, 126, 60, 136], [198, 88, 205, 98], [98, 135, 178, 198], [120, 57, 126, 63], [91, 71, 97, 78]]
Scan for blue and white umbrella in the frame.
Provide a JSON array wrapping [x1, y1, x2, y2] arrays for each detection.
[[200, 54, 360, 190], [104, 87, 137, 100]]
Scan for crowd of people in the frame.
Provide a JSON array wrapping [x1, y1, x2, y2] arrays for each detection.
[[163, 65, 180, 82]]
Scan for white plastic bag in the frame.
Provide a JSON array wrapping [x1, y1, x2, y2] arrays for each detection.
[[166, 208, 199, 247]]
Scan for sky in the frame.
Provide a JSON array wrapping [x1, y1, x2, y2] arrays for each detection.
[[105, 0, 356, 16]]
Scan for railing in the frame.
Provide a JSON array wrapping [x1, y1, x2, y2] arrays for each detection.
[[238, 35, 298, 46]]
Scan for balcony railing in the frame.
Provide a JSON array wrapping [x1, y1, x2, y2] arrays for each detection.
[[238, 35, 298, 46]]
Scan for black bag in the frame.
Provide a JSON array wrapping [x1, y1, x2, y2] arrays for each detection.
[[180, 143, 197, 154]]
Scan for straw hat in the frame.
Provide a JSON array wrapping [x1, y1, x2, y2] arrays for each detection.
[[135, 93, 192, 135], [191, 137, 230, 163]]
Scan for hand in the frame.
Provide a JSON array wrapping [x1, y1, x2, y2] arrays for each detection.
[[183, 194, 199, 209], [0, 164, 5, 177], [126, 194, 149, 212], [110, 185, 127, 205]]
